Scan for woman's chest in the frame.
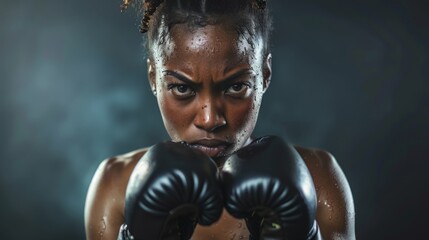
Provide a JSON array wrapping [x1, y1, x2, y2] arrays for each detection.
[[191, 209, 250, 240]]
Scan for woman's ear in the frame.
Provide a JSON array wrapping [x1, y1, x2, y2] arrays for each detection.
[[147, 58, 157, 96], [263, 53, 272, 93]]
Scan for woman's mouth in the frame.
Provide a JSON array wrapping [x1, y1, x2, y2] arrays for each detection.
[[187, 139, 230, 158]]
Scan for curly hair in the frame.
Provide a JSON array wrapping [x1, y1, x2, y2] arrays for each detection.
[[121, 0, 272, 56]]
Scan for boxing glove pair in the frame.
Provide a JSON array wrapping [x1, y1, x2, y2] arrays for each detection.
[[118, 136, 319, 240]]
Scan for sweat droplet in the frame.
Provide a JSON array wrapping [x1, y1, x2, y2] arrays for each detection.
[[98, 217, 106, 238], [323, 199, 334, 221]]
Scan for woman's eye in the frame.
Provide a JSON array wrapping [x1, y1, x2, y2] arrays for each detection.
[[168, 84, 195, 98], [225, 83, 250, 97], [176, 85, 189, 93]]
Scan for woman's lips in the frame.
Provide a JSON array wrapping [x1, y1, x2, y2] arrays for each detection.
[[187, 139, 230, 158]]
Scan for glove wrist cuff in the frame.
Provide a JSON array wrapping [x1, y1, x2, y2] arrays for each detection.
[[306, 221, 320, 240], [117, 224, 135, 240]]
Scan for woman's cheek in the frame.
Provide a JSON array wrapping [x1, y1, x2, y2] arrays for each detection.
[[158, 95, 188, 140], [227, 98, 257, 132]]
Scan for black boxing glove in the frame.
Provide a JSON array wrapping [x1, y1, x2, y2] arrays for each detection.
[[221, 136, 320, 240], [118, 141, 223, 240]]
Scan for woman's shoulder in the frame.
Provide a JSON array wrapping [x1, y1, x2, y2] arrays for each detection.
[[84, 147, 151, 239], [294, 145, 338, 175], [86, 146, 151, 200], [101, 147, 150, 178], [88, 146, 149, 187], [91, 147, 150, 189], [293, 145, 356, 239], [293, 144, 354, 205]]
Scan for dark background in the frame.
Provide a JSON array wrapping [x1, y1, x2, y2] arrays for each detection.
[[1, 0, 428, 239]]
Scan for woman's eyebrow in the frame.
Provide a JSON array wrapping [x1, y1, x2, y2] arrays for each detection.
[[218, 68, 253, 85], [162, 70, 195, 85], [162, 68, 252, 85]]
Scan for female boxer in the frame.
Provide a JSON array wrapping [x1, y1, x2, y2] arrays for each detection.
[[85, 1, 355, 239]]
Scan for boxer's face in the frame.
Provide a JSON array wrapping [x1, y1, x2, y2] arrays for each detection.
[[148, 23, 271, 160]]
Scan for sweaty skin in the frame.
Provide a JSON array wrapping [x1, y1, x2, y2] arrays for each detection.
[[84, 23, 355, 240], [85, 147, 354, 240]]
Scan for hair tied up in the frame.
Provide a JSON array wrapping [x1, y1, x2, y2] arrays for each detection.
[[120, 0, 131, 12], [253, 0, 266, 10], [140, 0, 164, 33], [121, 0, 267, 33], [120, 0, 164, 33]]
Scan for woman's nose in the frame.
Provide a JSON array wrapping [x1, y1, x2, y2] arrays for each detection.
[[193, 101, 226, 132]]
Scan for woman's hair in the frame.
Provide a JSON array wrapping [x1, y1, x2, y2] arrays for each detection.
[[122, 0, 273, 56]]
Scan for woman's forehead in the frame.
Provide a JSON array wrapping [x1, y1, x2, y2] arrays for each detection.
[[153, 23, 264, 72], [170, 24, 244, 55]]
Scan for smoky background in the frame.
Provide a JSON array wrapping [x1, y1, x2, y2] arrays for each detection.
[[0, 0, 428, 239]]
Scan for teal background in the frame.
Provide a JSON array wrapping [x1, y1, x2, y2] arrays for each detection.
[[1, 0, 428, 239]]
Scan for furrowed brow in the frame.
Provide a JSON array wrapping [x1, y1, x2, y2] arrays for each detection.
[[217, 68, 253, 87], [162, 70, 197, 86]]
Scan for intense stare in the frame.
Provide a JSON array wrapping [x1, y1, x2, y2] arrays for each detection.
[[148, 20, 272, 160]]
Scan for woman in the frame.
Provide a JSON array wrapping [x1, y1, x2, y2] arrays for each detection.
[[85, 0, 355, 239]]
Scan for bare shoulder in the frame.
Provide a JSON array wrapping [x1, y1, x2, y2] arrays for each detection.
[[294, 145, 356, 240], [84, 147, 149, 240]]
